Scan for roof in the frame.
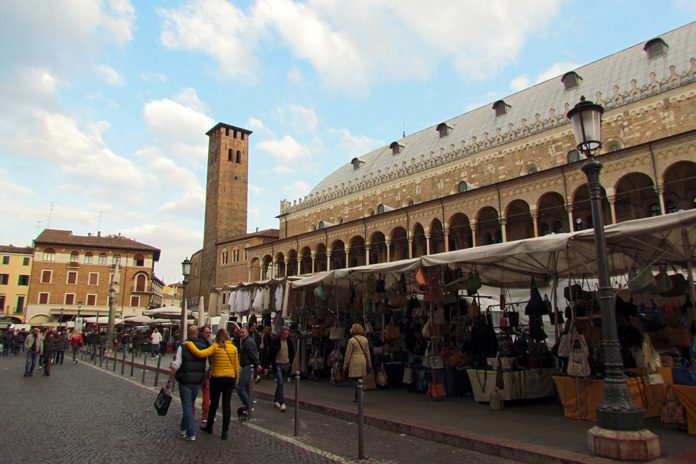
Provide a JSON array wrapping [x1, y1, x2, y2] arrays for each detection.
[[0, 245, 33, 254], [217, 229, 280, 246], [295, 21, 696, 211], [34, 229, 161, 261], [206, 122, 253, 136]]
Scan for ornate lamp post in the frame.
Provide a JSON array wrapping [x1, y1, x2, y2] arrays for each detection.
[[180, 258, 192, 342], [76, 301, 82, 332], [567, 97, 659, 460]]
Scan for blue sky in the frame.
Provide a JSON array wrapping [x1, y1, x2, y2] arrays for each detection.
[[0, 0, 693, 283]]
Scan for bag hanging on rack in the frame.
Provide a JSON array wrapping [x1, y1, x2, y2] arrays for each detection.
[[628, 266, 657, 294], [566, 333, 590, 377], [376, 365, 389, 387], [524, 277, 547, 316], [504, 305, 519, 327], [426, 381, 447, 400], [466, 270, 482, 296], [424, 343, 445, 369], [376, 274, 386, 293], [639, 302, 668, 333], [402, 366, 413, 384], [415, 267, 429, 287], [329, 320, 345, 340]]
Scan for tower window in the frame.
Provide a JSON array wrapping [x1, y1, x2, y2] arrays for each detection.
[[241, 132, 245, 140], [228, 149, 233, 161], [225, 127, 229, 136], [644, 38, 668, 59], [233, 129, 237, 139], [236, 150, 241, 163]]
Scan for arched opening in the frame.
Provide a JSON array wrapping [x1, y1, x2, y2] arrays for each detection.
[[300, 247, 312, 275], [614, 172, 658, 223], [275, 252, 286, 278], [476, 207, 501, 245], [331, 240, 346, 270], [389, 227, 409, 261], [663, 160, 696, 213], [315, 244, 327, 273], [70, 251, 79, 263], [412, 223, 427, 258], [369, 231, 387, 264], [430, 219, 445, 254], [348, 236, 366, 268], [134, 273, 148, 292], [249, 258, 261, 281], [572, 184, 610, 231], [537, 192, 568, 235], [133, 254, 145, 266], [505, 200, 533, 242], [448, 213, 472, 251], [287, 250, 298, 276], [261, 255, 273, 280]]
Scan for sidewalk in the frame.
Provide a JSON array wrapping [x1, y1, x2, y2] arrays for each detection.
[[251, 374, 696, 464]]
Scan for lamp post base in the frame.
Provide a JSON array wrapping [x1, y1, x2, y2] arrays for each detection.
[[587, 426, 660, 461]]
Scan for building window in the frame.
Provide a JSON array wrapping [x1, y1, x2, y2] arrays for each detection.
[[221, 249, 228, 265], [644, 37, 668, 59], [244, 247, 249, 261], [43, 248, 55, 261], [70, 251, 79, 263], [41, 270, 52, 283], [88, 272, 99, 286], [86, 294, 97, 306], [23, 257, 30, 266], [561, 71, 581, 91], [228, 148, 233, 161], [16, 295, 25, 313], [528, 165, 539, 174], [0, 274, 8, 285], [38, 292, 49, 304], [233, 249, 240, 262], [112, 255, 120, 265], [98, 253, 107, 265], [18, 275, 29, 286], [65, 293, 76, 305], [135, 274, 147, 292], [457, 181, 468, 193], [133, 254, 145, 266], [541, 223, 550, 236], [67, 271, 78, 285], [407, 199, 415, 207], [606, 140, 623, 152], [1, 256, 8, 265], [131, 295, 140, 307], [553, 221, 563, 234], [84, 252, 93, 264], [493, 100, 510, 117], [567, 149, 581, 163], [241, 132, 245, 140], [236, 151, 241, 163]]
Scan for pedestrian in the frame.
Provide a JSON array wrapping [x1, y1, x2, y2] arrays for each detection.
[[343, 323, 372, 402], [150, 327, 162, 358], [98, 331, 107, 357], [161, 327, 170, 356], [133, 329, 144, 357], [42, 330, 57, 376], [23, 327, 43, 377], [228, 322, 240, 345], [258, 325, 273, 379], [0, 329, 9, 357], [236, 327, 259, 414], [54, 331, 67, 365], [269, 326, 295, 412], [70, 331, 84, 363], [185, 328, 240, 440], [88, 330, 99, 360], [166, 325, 207, 441], [121, 330, 130, 355], [197, 325, 213, 423]]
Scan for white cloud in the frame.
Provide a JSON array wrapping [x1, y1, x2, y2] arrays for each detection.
[[510, 74, 530, 92], [282, 180, 310, 198], [0, 177, 33, 197], [272, 103, 319, 133], [256, 135, 311, 164], [248, 183, 265, 195], [93, 64, 125, 86], [536, 61, 582, 83], [144, 90, 215, 144], [101, 0, 136, 45], [330, 128, 384, 158], [140, 72, 169, 83]]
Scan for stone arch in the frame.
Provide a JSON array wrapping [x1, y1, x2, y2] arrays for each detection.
[[430, 218, 445, 254], [369, 231, 387, 264], [133, 272, 148, 292], [330, 240, 346, 270], [505, 199, 533, 242], [412, 223, 427, 258], [261, 254, 273, 280], [249, 257, 261, 281], [315, 243, 327, 273], [348, 236, 366, 268], [299, 247, 312, 275], [662, 160, 696, 213], [614, 172, 658, 222], [287, 249, 298, 276], [537, 191, 568, 235], [448, 212, 472, 251], [571, 184, 610, 231], [389, 226, 409, 261], [476, 206, 501, 245], [275, 251, 286, 278]]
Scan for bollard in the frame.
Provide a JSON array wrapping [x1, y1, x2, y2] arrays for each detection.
[[130, 351, 135, 377], [154, 356, 162, 387], [141, 356, 148, 384], [358, 379, 365, 460], [105, 351, 110, 370], [294, 371, 300, 436], [121, 350, 126, 375], [99, 350, 103, 368]]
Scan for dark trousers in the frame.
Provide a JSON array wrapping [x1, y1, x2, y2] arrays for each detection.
[[54, 351, 64, 365], [207, 377, 235, 432]]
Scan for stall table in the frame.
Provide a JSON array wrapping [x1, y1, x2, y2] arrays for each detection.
[[467, 368, 555, 402], [553, 375, 667, 421], [671, 385, 696, 435]]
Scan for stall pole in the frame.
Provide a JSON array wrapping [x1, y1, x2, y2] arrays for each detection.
[[552, 274, 560, 343], [141, 356, 148, 384], [293, 371, 300, 436], [357, 378, 365, 460], [129, 351, 135, 377], [154, 355, 162, 387]]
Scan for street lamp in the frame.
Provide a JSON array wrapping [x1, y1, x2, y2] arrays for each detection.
[[568, 97, 659, 460], [77, 301, 82, 332], [180, 257, 192, 343]]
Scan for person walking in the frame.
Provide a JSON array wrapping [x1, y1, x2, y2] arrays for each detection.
[[150, 328, 162, 358], [87, 330, 98, 360], [133, 329, 144, 357], [42, 330, 57, 376], [185, 328, 240, 440], [197, 325, 213, 423], [269, 326, 295, 412], [161, 327, 170, 356], [23, 327, 43, 377], [54, 331, 67, 365], [70, 331, 84, 363], [166, 325, 207, 441], [343, 323, 372, 402], [236, 327, 259, 414]]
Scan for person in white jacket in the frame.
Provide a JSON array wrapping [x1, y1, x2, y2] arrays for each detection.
[[150, 328, 163, 358]]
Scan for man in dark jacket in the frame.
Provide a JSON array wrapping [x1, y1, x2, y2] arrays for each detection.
[[269, 326, 295, 412], [236, 327, 259, 413], [166, 325, 207, 441]]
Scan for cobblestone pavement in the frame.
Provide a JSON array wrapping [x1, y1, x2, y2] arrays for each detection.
[[0, 353, 517, 464]]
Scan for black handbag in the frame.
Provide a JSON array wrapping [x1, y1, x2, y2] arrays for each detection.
[[154, 387, 172, 416], [639, 303, 668, 333]]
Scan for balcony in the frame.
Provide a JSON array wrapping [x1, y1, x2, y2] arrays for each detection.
[[130, 285, 153, 294], [67, 262, 80, 269]]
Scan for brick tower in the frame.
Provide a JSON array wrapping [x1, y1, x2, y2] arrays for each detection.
[[199, 122, 252, 309]]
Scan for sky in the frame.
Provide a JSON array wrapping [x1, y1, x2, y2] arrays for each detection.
[[0, 1, 694, 284]]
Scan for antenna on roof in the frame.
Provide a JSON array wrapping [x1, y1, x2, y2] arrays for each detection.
[[402, 121, 406, 138]]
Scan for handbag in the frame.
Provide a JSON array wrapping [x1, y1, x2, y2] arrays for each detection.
[[426, 381, 447, 400], [424, 343, 445, 369], [376, 365, 389, 387], [639, 303, 668, 333], [566, 333, 590, 377], [465, 270, 482, 296], [362, 371, 377, 391], [402, 366, 413, 384], [415, 267, 429, 287], [154, 387, 172, 416], [329, 322, 345, 340]]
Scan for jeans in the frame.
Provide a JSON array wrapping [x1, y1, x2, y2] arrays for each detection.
[[207, 377, 235, 433], [54, 351, 64, 365], [274, 363, 291, 405], [178, 383, 200, 438], [237, 365, 253, 409], [24, 351, 38, 375], [72, 346, 80, 362], [151, 344, 159, 357], [90, 344, 97, 360]]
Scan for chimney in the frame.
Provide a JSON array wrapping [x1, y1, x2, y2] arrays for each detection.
[[97, 231, 101, 237]]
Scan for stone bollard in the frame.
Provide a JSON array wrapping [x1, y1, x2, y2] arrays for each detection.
[[141, 356, 148, 384], [294, 371, 301, 436], [358, 379, 365, 460]]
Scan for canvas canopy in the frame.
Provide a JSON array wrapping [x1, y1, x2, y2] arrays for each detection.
[[143, 306, 191, 318]]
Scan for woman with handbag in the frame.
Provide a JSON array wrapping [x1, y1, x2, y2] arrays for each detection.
[[343, 323, 372, 402], [185, 328, 240, 440]]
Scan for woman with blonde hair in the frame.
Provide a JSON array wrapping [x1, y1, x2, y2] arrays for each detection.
[[185, 328, 240, 440], [343, 323, 372, 402]]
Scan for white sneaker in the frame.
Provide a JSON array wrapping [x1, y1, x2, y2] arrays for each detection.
[[274, 402, 280, 409], [179, 430, 187, 437], [280, 403, 286, 412]]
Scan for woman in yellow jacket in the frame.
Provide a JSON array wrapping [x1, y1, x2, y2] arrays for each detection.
[[186, 328, 240, 439]]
